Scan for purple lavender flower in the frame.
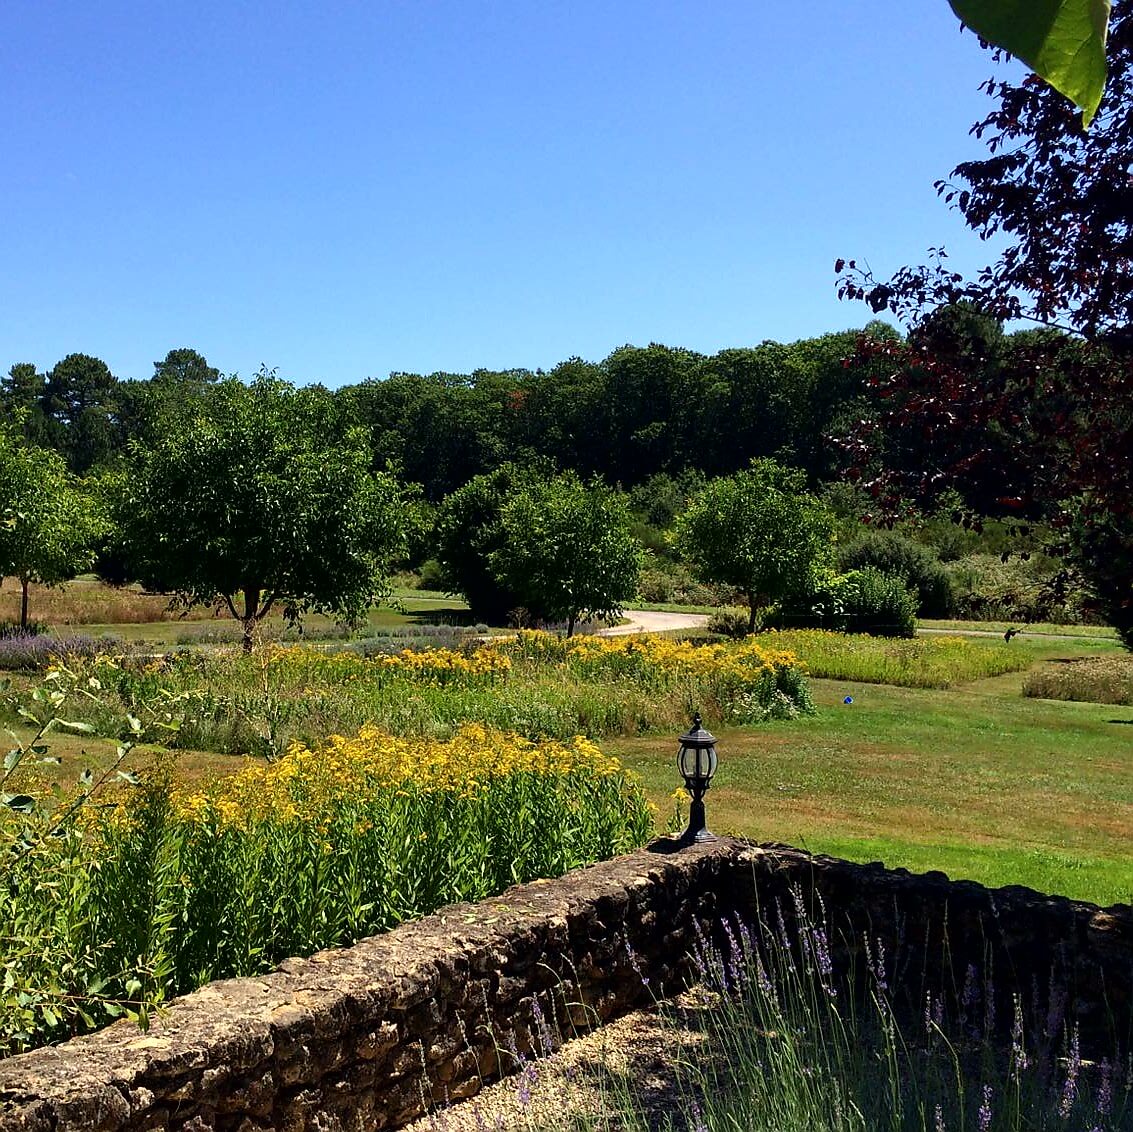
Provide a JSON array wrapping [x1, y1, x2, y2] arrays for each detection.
[[978, 1084, 993, 1132], [812, 923, 835, 996], [934, 1103, 947, 1132], [531, 996, 555, 1056], [1059, 1025, 1081, 1119], [722, 918, 746, 992], [864, 934, 888, 993], [962, 964, 979, 1012], [0, 632, 111, 672], [774, 899, 793, 953], [689, 1098, 708, 1132], [1097, 1057, 1114, 1116], [1010, 995, 1030, 1077], [754, 952, 774, 998], [623, 933, 650, 989], [516, 1062, 537, 1108]]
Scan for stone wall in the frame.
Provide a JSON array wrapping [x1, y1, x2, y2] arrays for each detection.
[[0, 839, 1130, 1132]]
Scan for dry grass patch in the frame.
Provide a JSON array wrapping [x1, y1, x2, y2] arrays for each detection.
[[1023, 653, 1133, 705], [0, 577, 212, 626]]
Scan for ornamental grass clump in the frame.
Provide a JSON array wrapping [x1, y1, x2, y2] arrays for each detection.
[[1023, 654, 1133, 706], [0, 724, 651, 1057]]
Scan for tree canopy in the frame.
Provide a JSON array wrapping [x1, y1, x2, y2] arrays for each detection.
[[675, 460, 834, 633], [839, 1, 1133, 646], [491, 472, 641, 637], [0, 429, 102, 629], [117, 374, 411, 650]]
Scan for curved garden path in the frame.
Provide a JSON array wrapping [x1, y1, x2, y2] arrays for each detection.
[[598, 609, 711, 636]]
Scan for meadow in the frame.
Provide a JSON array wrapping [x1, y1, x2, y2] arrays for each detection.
[[1023, 652, 1133, 706], [0, 632, 814, 762], [2, 594, 1131, 1061]]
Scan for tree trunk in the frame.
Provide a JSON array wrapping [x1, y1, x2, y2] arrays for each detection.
[[566, 612, 576, 638], [20, 575, 30, 631], [242, 586, 261, 654], [746, 591, 757, 635]]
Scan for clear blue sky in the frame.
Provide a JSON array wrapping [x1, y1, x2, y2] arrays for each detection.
[[1, 1, 1025, 388]]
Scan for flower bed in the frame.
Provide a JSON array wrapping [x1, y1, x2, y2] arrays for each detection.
[[0, 724, 651, 1056], [9, 634, 813, 755]]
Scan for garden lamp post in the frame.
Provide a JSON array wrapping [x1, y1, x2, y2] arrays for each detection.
[[677, 713, 718, 845]]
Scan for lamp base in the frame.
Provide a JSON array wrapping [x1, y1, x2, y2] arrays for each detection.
[[679, 797, 716, 845], [680, 825, 718, 846]]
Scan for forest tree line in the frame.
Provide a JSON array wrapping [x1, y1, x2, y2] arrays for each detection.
[[0, 312, 1055, 513]]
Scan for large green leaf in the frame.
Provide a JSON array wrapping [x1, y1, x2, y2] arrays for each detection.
[[949, 0, 1110, 125]]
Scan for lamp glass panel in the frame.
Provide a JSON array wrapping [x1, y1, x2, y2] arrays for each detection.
[[679, 743, 717, 781]]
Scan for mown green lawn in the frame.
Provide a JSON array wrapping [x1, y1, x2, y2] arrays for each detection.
[[608, 652, 1133, 906]]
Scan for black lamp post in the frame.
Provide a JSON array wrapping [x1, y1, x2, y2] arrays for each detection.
[[677, 713, 718, 845]]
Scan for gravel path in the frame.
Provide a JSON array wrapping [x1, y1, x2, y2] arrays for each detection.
[[598, 610, 710, 637]]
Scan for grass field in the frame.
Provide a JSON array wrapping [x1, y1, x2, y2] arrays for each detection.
[[4, 578, 1131, 907], [8, 639, 1129, 907], [0, 577, 473, 645], [609, 649, 1133, 906]]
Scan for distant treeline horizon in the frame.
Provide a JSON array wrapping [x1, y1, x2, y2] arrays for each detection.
[[3, 324, 904, 500]]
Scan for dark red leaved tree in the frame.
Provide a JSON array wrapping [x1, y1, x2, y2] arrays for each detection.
[[836, 2, 1133, 647]]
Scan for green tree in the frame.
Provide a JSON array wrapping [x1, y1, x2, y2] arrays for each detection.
[[491, 472, 641, 637], [118, 374, 411, 651], [1, 364, 52, 449], [341, 369, 524, 502], [152, 347, 221, 385], [41, 353, 120, 473], [434, 464, 539, 623], [0, 429, 102, 629], [675, 460, 834, 633]]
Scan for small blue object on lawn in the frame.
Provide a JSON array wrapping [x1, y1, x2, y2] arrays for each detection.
[[843, 696, 854, 705]]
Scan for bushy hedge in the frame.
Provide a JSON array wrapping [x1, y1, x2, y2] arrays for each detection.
[[769, 568, 918, 638], [838, 531, 954, 618], [946, 553, 1098, 625]]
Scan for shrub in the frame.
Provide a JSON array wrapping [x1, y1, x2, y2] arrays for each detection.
[[770, 569, 918, 638], [947, 554, 1096, 624], [637, 553, 726, 606], [838, 568, 919, 637], [838, 531, 955, 617], [0, 632, 117, 672], [0, 619, 49, 639], [708, 607, 756, 638], [416, 558, 446, 591]]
